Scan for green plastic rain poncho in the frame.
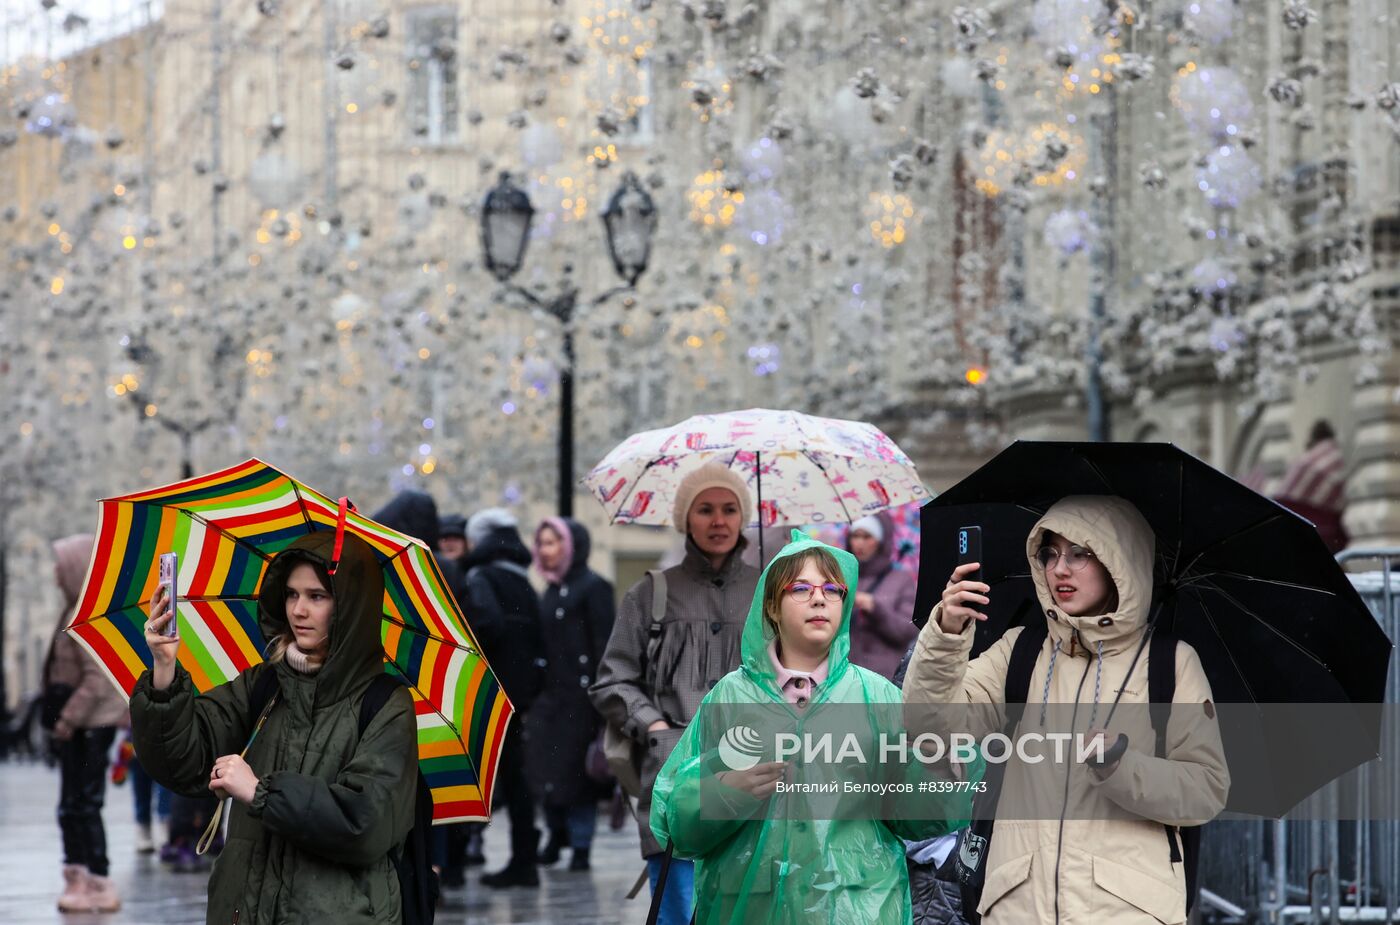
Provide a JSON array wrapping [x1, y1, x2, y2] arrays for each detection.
[[650, 530, 980, 924]]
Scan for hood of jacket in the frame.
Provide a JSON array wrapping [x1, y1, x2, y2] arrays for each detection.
[[741, 529, 859, 693], [372, 490, 442, 550], [464, 525, 533, 571], [1025, 495, 1156, 654], [53, 533, 95, 606], [257, 531, 385, 705], [534, 517, 591, 585], [849, 510, 897, 582]]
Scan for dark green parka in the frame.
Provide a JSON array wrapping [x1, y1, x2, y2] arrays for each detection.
[[130, 532, 418, 925]]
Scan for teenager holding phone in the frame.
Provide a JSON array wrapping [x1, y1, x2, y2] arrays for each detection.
[[129, 532, 419, 925], [651, 531, 977, 924], [903, 497, 1228, 923]]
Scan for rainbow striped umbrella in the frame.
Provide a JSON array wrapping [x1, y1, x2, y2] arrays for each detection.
[[65, 458, 511, 824]]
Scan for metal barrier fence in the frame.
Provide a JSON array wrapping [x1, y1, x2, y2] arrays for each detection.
[[1198, 549, 1400, 924]]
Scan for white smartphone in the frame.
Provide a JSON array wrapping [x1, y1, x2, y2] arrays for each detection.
[[158, 552, 179, 639]]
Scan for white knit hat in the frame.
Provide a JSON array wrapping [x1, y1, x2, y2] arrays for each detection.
[[850, 515, 885, 543], [671, 461, 753, 533]]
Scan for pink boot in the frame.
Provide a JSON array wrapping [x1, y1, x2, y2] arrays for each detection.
[[86, 872, 122, 913], [56, 864, 89, 913]]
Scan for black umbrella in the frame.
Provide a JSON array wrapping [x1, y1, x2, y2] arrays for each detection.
[[914, 440, 1391, 816]]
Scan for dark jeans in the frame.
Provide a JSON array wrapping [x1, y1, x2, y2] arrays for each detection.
[[544, 802, 596, 850], [56, 726, 116, 876], [130, 757, 171, 827], [496, 720, 537, 866]]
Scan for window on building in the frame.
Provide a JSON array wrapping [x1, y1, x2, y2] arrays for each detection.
[[405, 7, 459, 144], [616, 57, 654, 145]]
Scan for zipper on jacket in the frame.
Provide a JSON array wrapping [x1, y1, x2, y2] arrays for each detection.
[[231, 909, 239, 924], [1053, 643, 1094, 925]]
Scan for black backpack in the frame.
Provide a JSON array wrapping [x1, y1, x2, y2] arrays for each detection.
[[249, 670, 439, 925], [945, 620, 1200, 922]]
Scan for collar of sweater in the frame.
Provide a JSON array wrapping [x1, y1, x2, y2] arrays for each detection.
[[284, 643, 325, 675]]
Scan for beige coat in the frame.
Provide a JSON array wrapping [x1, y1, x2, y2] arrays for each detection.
[[903, 496, 1228, 924]]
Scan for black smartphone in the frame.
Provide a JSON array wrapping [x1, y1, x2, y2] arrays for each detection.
[[957, 526, 983, 612]]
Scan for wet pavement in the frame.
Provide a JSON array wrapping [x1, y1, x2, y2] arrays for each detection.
[[0, 758, 650, 924]]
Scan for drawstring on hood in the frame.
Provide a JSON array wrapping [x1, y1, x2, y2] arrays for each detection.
[[1038, 640, 1062, 728], [1088, 639, 1105, 728]]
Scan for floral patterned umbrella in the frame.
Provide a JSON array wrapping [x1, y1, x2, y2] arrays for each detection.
[[584, 409, 930, 534]]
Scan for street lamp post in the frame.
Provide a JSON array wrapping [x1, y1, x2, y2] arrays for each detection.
[[480, 170, 657, 517], [123, 332, 244, 479]]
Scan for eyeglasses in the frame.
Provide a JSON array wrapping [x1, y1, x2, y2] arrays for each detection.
[[784, 581, 848, 603], [1035, 545, 1098, 572]]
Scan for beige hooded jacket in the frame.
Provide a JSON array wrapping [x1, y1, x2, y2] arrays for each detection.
[[902, 496, 1228, 924]]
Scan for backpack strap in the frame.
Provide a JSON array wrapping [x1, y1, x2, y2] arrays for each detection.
[[1002, 619, 1049, 735], [359, 674, 438, 924], [1147, 629, 1178, 759], [248, 665, 280, 726], [1146, 630, 1185, 866], [359, 673, 405, 736], [648, 568, 668, 630], [642, 569, 668, 692]]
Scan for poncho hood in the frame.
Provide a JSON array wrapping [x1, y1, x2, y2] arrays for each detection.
[[740, 529, 859, 693]]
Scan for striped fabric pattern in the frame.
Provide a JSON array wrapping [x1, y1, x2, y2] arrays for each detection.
[[65, 458, 510, 823]]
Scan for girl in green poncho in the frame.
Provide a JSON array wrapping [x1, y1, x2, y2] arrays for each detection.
[[650, 530, 980, 924]]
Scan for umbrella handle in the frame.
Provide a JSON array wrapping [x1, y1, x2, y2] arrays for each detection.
[[329, 496, 356, 576]]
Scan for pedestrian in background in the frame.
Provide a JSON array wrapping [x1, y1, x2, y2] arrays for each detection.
[[126, 746, 171, 854], [131, 532, 419, 924], [527, 517, 615, 872], [847, 511, 919, 680], [590, 462, 761, 925], [45, 533, 127, 913], [439, 514, 469, 563], [372, 490, 475, 888], [372, 490, 469, 605], [464, 508, 546, 888], [434, 512, 486, 872]]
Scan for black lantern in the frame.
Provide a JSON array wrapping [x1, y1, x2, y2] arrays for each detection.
[[601, 171, 657, 286], [480, 172, 535, 282]]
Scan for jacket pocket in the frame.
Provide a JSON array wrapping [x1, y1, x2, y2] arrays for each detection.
[[977, 850, 1033, 915], [1092, 855, 1186, 924]]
